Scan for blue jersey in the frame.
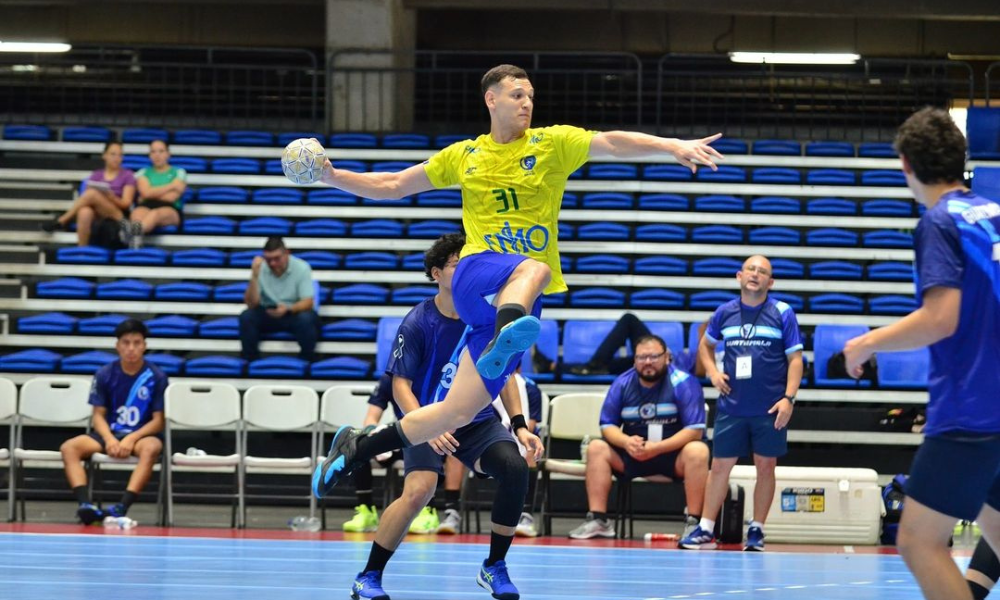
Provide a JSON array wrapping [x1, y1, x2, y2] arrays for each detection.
[[705, 297, 803, 417], [915, 191, 1000, 436], [368, 372, 393, 412], [599, 365, 706, 439], [524, 375, 543, 423], [88, 361, 167, 435]]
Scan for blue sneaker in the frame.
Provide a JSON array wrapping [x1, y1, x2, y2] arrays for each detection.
[[744, 525, 765, 551], [477, 560, 519, 600], [351, 570, 390, 600], [312, 425, 364, 498], [76, 502, 105, 525], [476, 316, 541, 380], [107, 503, 127, 518], [679, 525, 717, 550]]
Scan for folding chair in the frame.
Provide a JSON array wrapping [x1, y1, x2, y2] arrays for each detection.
[[0, 378, 15, 521]]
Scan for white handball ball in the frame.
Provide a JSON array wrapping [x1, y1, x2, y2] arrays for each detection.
[[281, 138, 326, 185]]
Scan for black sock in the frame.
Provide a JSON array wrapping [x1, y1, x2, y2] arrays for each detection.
[[494, 304, 527, 338], [356, 491, 374, 508], [363, 542, 395, 574], [356, 422, 409, 461], [72, 486, 90, 504], [970, 582, 991, 600], [591, 511, 608, 522], [486, 531, 514, 566], [120, 490, 138, 509], [524, 470, 538, 512], [444, 489, 461, 512]]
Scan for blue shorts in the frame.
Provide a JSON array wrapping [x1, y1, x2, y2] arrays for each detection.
[[403, 416, 517, 477], [613, 446, 681, 480], [452, 251, 544, 398], [86, 430, 163, 451], [712, 412, 787, 458], [905, 433, 1000, 521]]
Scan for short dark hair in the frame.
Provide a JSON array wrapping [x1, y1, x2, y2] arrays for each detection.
[[263, 236, 286, 252], [114, 318, 149, 339], [635, 334, 668, 353], [149, 139, 169, 151], [481, 64, 529, 95], [894, 107, 966, 185], [424, 233, 466, 281]]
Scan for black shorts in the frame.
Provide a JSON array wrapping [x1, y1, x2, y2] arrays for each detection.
[[86, 431, 163, 452], [136, 199, 182, 225], [613, 446, 682, 480], [906, 432, 1000, 521]]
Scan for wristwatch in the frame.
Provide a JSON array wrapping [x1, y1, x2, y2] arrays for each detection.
[[782, 394, 796, 404]]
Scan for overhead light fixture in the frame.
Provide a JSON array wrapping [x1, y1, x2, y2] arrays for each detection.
[[0, 41, 72, 53], [729, 52, 860, 65]]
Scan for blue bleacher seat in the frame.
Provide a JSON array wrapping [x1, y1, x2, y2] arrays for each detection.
[[642, 165, 692, 181], [634, 256, 687, 275], [967, 108, 1000, 159], [170, 157, 208, 173], [277, 133, 325, 147], [344, 252, 398, 270], [264, 160, 283, 175], [569, 287, 626, 308], [371, 161, 416, 173], [877, 348, 929, 389], [752, 140, 800, 156], [295, 250, 341, 269], [408, 220, 461, 238], [329, 133, 378, 148], [710, 139, 748, 154], [145, 315, 198, 337], [577, 222, 630, 241], [518, 319, 559, 383], [635, 223, 685, 242], [645, 321, 685, 356], [862, 199, 912, 216], [858, 142, 896, 158], [382, 133, 430, 149], [78, 314, 128, 335], [0, 349, 60, 372], [376, 317, 404, 371], [630, 289, 684, 309], [869, 295, 917, 315], [541, 293, 566, 307], [695, 195, 744, 212], [402, 253, 425, 270], [172, 248, 226, 267], [226, 131, 273, 146], [56, 246, 110, 264], [561, 320, 618, 383], [416, 190, 462, 207], [197, 186, 249, 204], [588, 164, 637, 179], [806, 228, 858, 246], [253, 188, 303, 204], [115, 248, 169, 266], [769, 292, 804, 312], [861, 170, 906, 186], [434, 134, 473, 148], [751, 196, 800, 213], [184, 356, 245, 377], [561, 193, 579, 209], [122, 155, 152, 171], [249, 357, 308, 378], [295, 219, 348, 237], [867, 262, 913, 281], [391, 286, 437, 305], [183, 216, 237, 235], [561, 256, 572, 273], [199, 317, 239, 338], [122, 128, 167, 143], [96, 279, 152, 300], [693, 257, 742, 276], [145, 353, 184, 375], [748, 227, 800, 245], [228, 250, 260, 268], [17, 312, 77, 334], [330, 160, 367, 173], [805, 141, 854, 157], [692, 225, 742, 244], [696, 165, 746, 183], [239, 217, 292, 236], [806, 169, 855, 186], [806, 197, 857, 215], [575, 255, 629, 274], [174, 129, 222, 145], [809, 261, 862, 280], [3, 125, 52, 140], [62, 126, 111, 142], [973, 166, 1000, 202], [688, 291, 738, 310], [352, 219, 404, 238], [37, 277, 94, 299], [213, 282, 248, 302], [321, 319, 377, 341], [809, 293, 864, 314], [638, 194, 689, 211], [863, 230, 912, 248], [334, 284, 389, 304], [687, 322, 703, 353], [581, 192, 633, 209], [154, 282, 211, 302], [307, 189, 357, 206], [752, 168, 801, 184], [770, 258, 804, 278], [558, 223, 574, 240], [813, 324, 871, 387], [61, 350, 117, 374], [311, 357, 371, 379]]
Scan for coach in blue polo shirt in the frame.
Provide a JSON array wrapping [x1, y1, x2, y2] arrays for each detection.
[[680, 254, 803, 551]]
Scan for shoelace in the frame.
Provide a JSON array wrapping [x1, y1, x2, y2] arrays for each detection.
[[488, 561, 512, 586]]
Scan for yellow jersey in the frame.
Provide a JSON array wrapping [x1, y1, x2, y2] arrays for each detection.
[[423, 124, 595, 295]]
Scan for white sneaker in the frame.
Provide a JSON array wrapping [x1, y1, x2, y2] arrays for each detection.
[[682, 515, 699, 540], [515, 512, 538, 538], [436, 508, 461, 535], [568, 513, 616, 540]]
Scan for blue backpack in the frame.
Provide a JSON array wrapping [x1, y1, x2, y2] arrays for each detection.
[[881, 474, 908, 544]]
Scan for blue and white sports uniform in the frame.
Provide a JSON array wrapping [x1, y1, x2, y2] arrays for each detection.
[[87, 361, 167, 444], [598, 366, 705, 479], [903, 190, 1000, 520]]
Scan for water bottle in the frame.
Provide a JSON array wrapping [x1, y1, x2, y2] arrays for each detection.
[[579, 435, 592, 463], [644, 532, 678, 542], [103, 516, 137, 530], [288, 516, 322, 532]]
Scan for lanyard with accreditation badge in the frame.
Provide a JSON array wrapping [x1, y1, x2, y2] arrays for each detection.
[[735, 302, 765, 380]]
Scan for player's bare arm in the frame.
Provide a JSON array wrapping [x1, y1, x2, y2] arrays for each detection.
[[321, 160, 435, 200], [588, 131, 724, 171]]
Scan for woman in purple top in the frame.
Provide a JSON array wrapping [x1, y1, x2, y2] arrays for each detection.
[[42, 141, 137, 246]]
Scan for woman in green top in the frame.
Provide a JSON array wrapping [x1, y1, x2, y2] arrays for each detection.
[[123, 139, 187, 248]]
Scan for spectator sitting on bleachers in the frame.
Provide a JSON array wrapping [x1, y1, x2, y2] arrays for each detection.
[[41, 141, 136, 246], [122, 139, 187, 249], [568, 334, 708, 539], [239, 236, 319, 362], [59, 318, 166, 524]]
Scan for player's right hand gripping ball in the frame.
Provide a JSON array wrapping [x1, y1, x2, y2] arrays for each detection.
[[281, 138, 326, 185]]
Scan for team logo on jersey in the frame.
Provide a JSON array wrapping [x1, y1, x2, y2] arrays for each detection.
[[520, 156, 536, 171], [639, 403, 657, 419], [465, 166, 477, 176], [137, 386, 149, 400], [464, 145, 479, 155], [530, 133, 544, 144], [740, 324, 757, 339], [393, 334, 405, 359]]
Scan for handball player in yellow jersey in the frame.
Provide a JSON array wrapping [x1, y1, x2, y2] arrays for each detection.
[[313, 64, 723, 505]]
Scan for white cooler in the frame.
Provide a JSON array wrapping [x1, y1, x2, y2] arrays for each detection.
[[729, 465, 883, 545]]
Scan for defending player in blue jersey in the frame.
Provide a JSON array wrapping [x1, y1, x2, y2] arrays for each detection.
[[59, 319, 167, 524], [843, 107, 1000, 600]]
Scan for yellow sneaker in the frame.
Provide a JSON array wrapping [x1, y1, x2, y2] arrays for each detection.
[[342, 504, 379, 533], [409, 506, 440, 534]]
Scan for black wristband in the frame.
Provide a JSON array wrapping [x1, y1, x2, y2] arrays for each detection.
[[510, 414, 528, 433]]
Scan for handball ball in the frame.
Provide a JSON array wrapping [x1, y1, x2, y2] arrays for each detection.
[[281, 138, 326, 185]]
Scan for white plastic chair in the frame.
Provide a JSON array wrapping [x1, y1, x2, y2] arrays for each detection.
[[0, 378, 17, 521], [164, 382, 242, 527]]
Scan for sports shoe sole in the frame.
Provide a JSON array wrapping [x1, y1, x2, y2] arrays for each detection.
[[351, 588, 390, 600], [312, 425, 352, 498], [568, 530, 616, 540], [475, 316, 541, 380], [76, 505, 104, 525], [679, 540, 718, 550], [476, 573, 519, 600], [743, 545, 764, 552]]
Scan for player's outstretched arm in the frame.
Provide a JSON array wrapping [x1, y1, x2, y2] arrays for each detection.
[[589, 131, 724, 172], [320, 160, 435, 200]]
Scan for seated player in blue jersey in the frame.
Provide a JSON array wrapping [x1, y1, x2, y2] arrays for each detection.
[[568, 336, 708, 539], [680, 255, 803, 551], [842, 108, 1000, 600], [350, 234, 543, 600], [59, 319, 167, 524], [311, 64, 724, 499]]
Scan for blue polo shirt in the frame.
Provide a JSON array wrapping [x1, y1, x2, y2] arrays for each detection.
[[599, 365, 706, 439]]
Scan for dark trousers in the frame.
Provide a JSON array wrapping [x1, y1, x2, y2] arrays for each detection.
[[239, 306, 319, 362], [590, 312, 652, 374]]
